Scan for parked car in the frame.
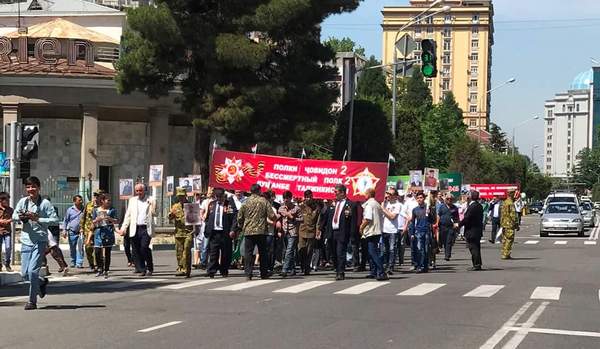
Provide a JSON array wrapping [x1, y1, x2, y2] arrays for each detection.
[[529, 201, 543, 214], [540, 202, 584, 237], [580, 202, 596, 228], [594, 202, 600, 210]]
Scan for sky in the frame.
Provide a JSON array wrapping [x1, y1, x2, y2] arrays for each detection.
[[321, 0, 600, 168]]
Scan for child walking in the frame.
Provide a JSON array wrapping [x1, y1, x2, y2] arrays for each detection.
[[87, 193, 117, 278]]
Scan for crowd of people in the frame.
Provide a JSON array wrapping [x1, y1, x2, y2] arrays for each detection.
[[7, 175, 522, 311]]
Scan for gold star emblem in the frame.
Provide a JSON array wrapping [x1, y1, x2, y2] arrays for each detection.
[[349, 168, 380, 198]]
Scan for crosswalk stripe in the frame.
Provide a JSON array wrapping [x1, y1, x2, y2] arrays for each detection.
[[131, 278, 170, 283], [463, 284, 505, 298], [397, 283, 446, 296], [273, 281, 334, 294], [211, 279, 280, 291], [334, 281, 389, 295], [524, 240, 539, 245], [584, 241, 597, 245], [160, 279, 224, 290], [554, 241, 567, 245], [530, 286, 562, 300]]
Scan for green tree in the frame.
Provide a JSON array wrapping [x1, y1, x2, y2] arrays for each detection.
[[592, 183, 600, 202], [421, 92, 466, 170], [356, 56, 390, 99], [524, 172, 554, 201], [393, 108, 425, 173], [323, 36, 366, 56], [488, 123, 508, 153], [573, 147, 600, 189], [116, 1, 362, 179], [399, 70, 432, 113], [333, 99, 392, 162], [448, 135, 484, 183]]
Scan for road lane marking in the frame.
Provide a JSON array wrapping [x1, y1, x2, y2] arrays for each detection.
[[0, 296, 28, 303], [138, 321, 182, 333], [502, 302, 549, 349], [524, 240, 539, 245], [273, 281, 334, 294], [131, 278, 170, 283], [553, 241, 567, 245], [397, 283, 446, 296], [160, 279, 224, 290], [463, 285, 505, 298], [334, 281, 389, 295], [480, 301, 533, 349], [509, 327, 600, 338], [530, 287, 561, 300], [211, 279, 280, 291], [584, 241, 597, 245]]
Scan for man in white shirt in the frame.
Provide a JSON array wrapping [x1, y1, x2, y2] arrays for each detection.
[[381, 187, 402, 275], [360, 188, 387, 281], [402, 192, 419, 268], [488, 196, 502, 243], [120, 183, 156, 277]]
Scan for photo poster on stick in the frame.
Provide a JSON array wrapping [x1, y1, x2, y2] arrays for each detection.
[[166, 176, 175, 196], [192, 175, 202, 194], [179, 177, 193, 195], [183, 203, 202, 226], [409, 170, 423, 192], [424, 168, 440, 191], [119, 179, 134, 200], [149, 164, 164, 187]]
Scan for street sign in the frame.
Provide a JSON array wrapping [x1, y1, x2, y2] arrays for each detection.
[[395, 33, 416, 58]]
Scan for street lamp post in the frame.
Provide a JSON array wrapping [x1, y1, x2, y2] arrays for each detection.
[[478, 77, 516, 143], [391, 2, 450, 138], [512, 115, 540, 156]]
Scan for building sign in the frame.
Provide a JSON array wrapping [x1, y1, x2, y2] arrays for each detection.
[[209, 150, 388, 201], [462, 184, 520, 199], [0, 36, 94, 66]]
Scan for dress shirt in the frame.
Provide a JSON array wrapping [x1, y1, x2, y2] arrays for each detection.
[[137, 197, 149, 225], [331, 199, 346, 230]]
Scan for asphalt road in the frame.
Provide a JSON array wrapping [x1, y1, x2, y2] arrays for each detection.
[[1, 214, 600, 349]]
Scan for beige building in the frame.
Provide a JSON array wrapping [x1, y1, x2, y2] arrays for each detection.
[[382, 0, 494, 130]]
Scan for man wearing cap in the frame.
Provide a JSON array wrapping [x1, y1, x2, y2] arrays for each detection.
[[168, 188, 194, 277], [500, 191, 519, 259], [80, 191, 102, 272]]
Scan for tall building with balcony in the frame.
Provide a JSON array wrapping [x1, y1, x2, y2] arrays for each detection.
[[382, 0, 494, 130], [543, 70, 594, 179]]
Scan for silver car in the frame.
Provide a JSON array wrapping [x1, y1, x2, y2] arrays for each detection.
[[580, 202, 596, 228], [540, 202, 584, 237]]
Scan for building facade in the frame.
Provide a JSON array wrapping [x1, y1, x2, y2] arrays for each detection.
[[543, 70, 594, 179], [382, 0, 494, 130]]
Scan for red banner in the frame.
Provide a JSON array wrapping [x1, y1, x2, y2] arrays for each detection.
[[209, 150, 388, 201], [468, 184, 520, 199]]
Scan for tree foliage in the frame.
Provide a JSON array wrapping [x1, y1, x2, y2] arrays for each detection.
[[488, 123, 508, 153], [356, 56, 390, 99], [323, 36, 366, 56], [573, 147, 600, 189]]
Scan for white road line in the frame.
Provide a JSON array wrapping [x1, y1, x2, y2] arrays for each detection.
[[553, 241, 567, 245], [397, 283, 446, 296], [524, 240, 539, 245], [47, 276, 81, 282], [211, 279, 280, 291], [159, 279, 224, 290], [505, 327, 600, 338], [273, 281, 334, 294], [138, 321, 182, 333], [584, 241, 597, 245], [131, 278, 170, 283], [480, 302, 534, 349], [334, 281, 390, 295], [530, 287, 562, 300], [502, 302, 549, 349], [0, 296, 28, 303], [463, 285, 505, 298]]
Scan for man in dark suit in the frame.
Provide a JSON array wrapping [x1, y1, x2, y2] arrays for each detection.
[[204, 188, 237, 278], [459, 190, 484, 271], [325, 184, 358, 281]]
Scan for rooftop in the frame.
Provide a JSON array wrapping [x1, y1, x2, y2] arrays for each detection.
[[0, 0, 122, 15]]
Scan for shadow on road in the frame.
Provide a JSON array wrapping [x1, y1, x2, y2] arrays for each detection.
[[40, 304, 106, 310]]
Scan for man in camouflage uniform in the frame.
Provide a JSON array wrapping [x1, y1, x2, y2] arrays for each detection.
[[168, 188, 193, 278], [80, 191, 101, 272], [500, 191, 519, 259]]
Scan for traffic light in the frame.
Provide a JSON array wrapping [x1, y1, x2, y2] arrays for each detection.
[[20, 124, 39, 160], [420, 39, 437, 78]]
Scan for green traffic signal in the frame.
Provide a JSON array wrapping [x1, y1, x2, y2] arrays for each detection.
[[422, 64, 435, 77], [420, 39, 437, 78]]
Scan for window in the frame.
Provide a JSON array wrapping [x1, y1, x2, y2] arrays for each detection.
[[568, 139, 571, 145], [472, 27, 479, 35], [547, 150, 552, 155], [442, 79, 450, 91], [471, 53, 479, 62], [443, 39, 451, 51], [471, 40, 479, 49], [415, 27, 422, 35], [425, 16, 433, 24], [546, 165, 551, 170], [415, 41, 422, 50], [576, 104, 580, 112], [567, 105, 573, 112], [567, 146, 571, 152], [567, 163, 571, 169], [445, 14, 452, 23], [427, 27, 433, 34], [414, 53, 421, 60], [568, 131, 571, 137], [442, 66, 451, 77], [469, 119, 477, 127], [470, 79, 478, 88], [567, 155, 571, 161], [547, 111, 553, 118], [547, 142, 552, 148], [562, 105, 565, 112], [426, 79, 433, 88], [469, 105, 477, 113], [443, 28, 451, 38], [568, 122, 572, 128], [472, 14, 480, 23], [471, 66, 478, 75], [470, 93, 477, 103], [443, 53, 451, 64]]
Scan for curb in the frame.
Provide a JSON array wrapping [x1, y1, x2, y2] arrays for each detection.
[[0, 271, 22, 286]]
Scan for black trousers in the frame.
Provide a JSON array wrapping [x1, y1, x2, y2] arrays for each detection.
[[351, 238, 368, 269], [94, 247, 112, 273], [298, 237, 315, 273], [207, 231, 232, 276], [123, 233, 133, 264], [466, 238, 482, 268], [491, 217, 500, 242], [132, 226, 153, 273], [332, 238, 348, 275], [244, 235, 268, 278]]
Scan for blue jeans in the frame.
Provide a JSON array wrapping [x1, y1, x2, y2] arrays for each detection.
[[21, 242, 47, 304], [381, 233, 398, 271], [0, 234, 11, 265], [200, 236, 209, 265], [367, 236, 385, 277], [68, 231, 84, 267], [413, 231, 429, 271], [282, 235, 298, 273]]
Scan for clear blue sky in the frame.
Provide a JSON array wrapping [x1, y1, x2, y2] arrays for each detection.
[[321, 0, 600, 168]]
